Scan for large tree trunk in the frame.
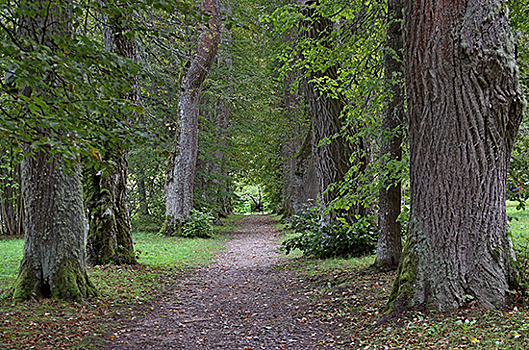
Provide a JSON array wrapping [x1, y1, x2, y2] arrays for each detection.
[[12, 0, 96, 301], [376, 0, 404, 269], [389, 0, 525, 311], [164, 0, 221, 235], [14, 152, 96, 300], [85, 1, 136, 265]]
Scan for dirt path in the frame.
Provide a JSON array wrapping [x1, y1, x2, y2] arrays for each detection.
[[109, 216, 340, 350]]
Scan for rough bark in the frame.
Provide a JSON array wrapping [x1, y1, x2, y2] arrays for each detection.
[[85, 144, 135, 265], [281, 60, 310, 217], [376, 0, 404, 269], [294, 123, 319, 211], [14, 150, 97, 301], [12, 0, 96, 301], [164, 0, 221, 235], [85, 1, 136, 265], [389, 0, 526, 311], [299, 1, 368, 222]]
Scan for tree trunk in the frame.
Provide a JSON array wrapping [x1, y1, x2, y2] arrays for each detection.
[[164, 0, 221, 235], [299, 1, 367, 222], [85, 144, 135, 265], [376, 0, 404, 269], [389, 0, 525, 311], [214, 10, 233, 217], [138, 175, 150, 216], [85, 1, 137, 265], [0, 148, 24, 236], [12, 0, 96, 301], [281, 60, 309, 217], [294, 123, 319, 211], [14, 152, 96, 300]]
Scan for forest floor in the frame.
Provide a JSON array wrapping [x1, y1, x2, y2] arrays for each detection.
[[107, 215, 345, 350]]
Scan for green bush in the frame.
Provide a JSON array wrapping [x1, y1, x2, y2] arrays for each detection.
[[181, 209, 214, 238], [281, 206, 377, 259]]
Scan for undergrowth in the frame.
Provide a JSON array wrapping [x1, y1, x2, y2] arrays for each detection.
[[281, 205, 377, 259]]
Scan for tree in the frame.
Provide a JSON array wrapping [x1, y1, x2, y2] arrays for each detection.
[[0, 148, 24, 236], [11, 0, 96, 300], [298, 0, 369, 222], [376, 0, 404, 269], [84, 1, 138, 265], [389, 0, 526, 311], [164, 0, 222, 235]]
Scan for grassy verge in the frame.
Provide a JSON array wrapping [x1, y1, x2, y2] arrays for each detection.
[[0, 218, 236, 350]]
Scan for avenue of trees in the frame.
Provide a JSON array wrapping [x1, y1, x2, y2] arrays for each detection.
[[1, 0, 528, 312]]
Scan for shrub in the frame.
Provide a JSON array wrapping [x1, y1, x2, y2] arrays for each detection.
[[282, 206, 377, 259], [181, 209, 214, 238]]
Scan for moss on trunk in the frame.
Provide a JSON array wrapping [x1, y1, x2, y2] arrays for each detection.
[[13, 257, 97, 301]]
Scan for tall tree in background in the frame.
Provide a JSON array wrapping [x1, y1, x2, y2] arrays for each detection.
[[164, 0, 222, 234], [194, 2, 234, 218], [298, 0, 368, 222], [12, 0, 96, 300], [84, 1, 138, 265], [376, 0, 404, 268], [0, 148, 24, 236], [389, 0, 525, 311]]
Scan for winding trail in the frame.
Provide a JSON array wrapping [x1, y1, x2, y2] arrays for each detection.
[[110, 215, 339, 350]]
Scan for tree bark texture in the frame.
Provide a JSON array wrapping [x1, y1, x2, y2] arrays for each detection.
[[390, 0, 526, 311], [12, 0, 96, 301], [164, 0, 221, 234], [300, 2, 367, 222], [281, 65, 309, 217], [85, 2, 137, 265], [376, 0, 404, 269], [14, 151, 96, 300], [294, 123, 319, 211]]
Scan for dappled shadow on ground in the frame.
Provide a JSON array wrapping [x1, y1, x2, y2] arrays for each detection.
[[108, 215, 341, 350]]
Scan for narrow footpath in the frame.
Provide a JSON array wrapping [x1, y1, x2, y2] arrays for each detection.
[[109, 215, 341, 350]]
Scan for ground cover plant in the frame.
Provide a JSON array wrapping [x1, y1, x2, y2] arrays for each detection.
[[0, 222, 231, 349]]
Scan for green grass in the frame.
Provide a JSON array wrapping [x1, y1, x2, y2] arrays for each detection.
[[132, 231, 226, 267], [0, 226, 229, 294], [0, 238, 24, 289], [0, 216, 241, 349], [507, 200, 529, 248]]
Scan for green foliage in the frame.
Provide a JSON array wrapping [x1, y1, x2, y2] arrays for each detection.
[[281, 205, 377, 258], [181, 209, 214, 238], [513, 243, 529, 294], [0, 237, 24, 293]]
